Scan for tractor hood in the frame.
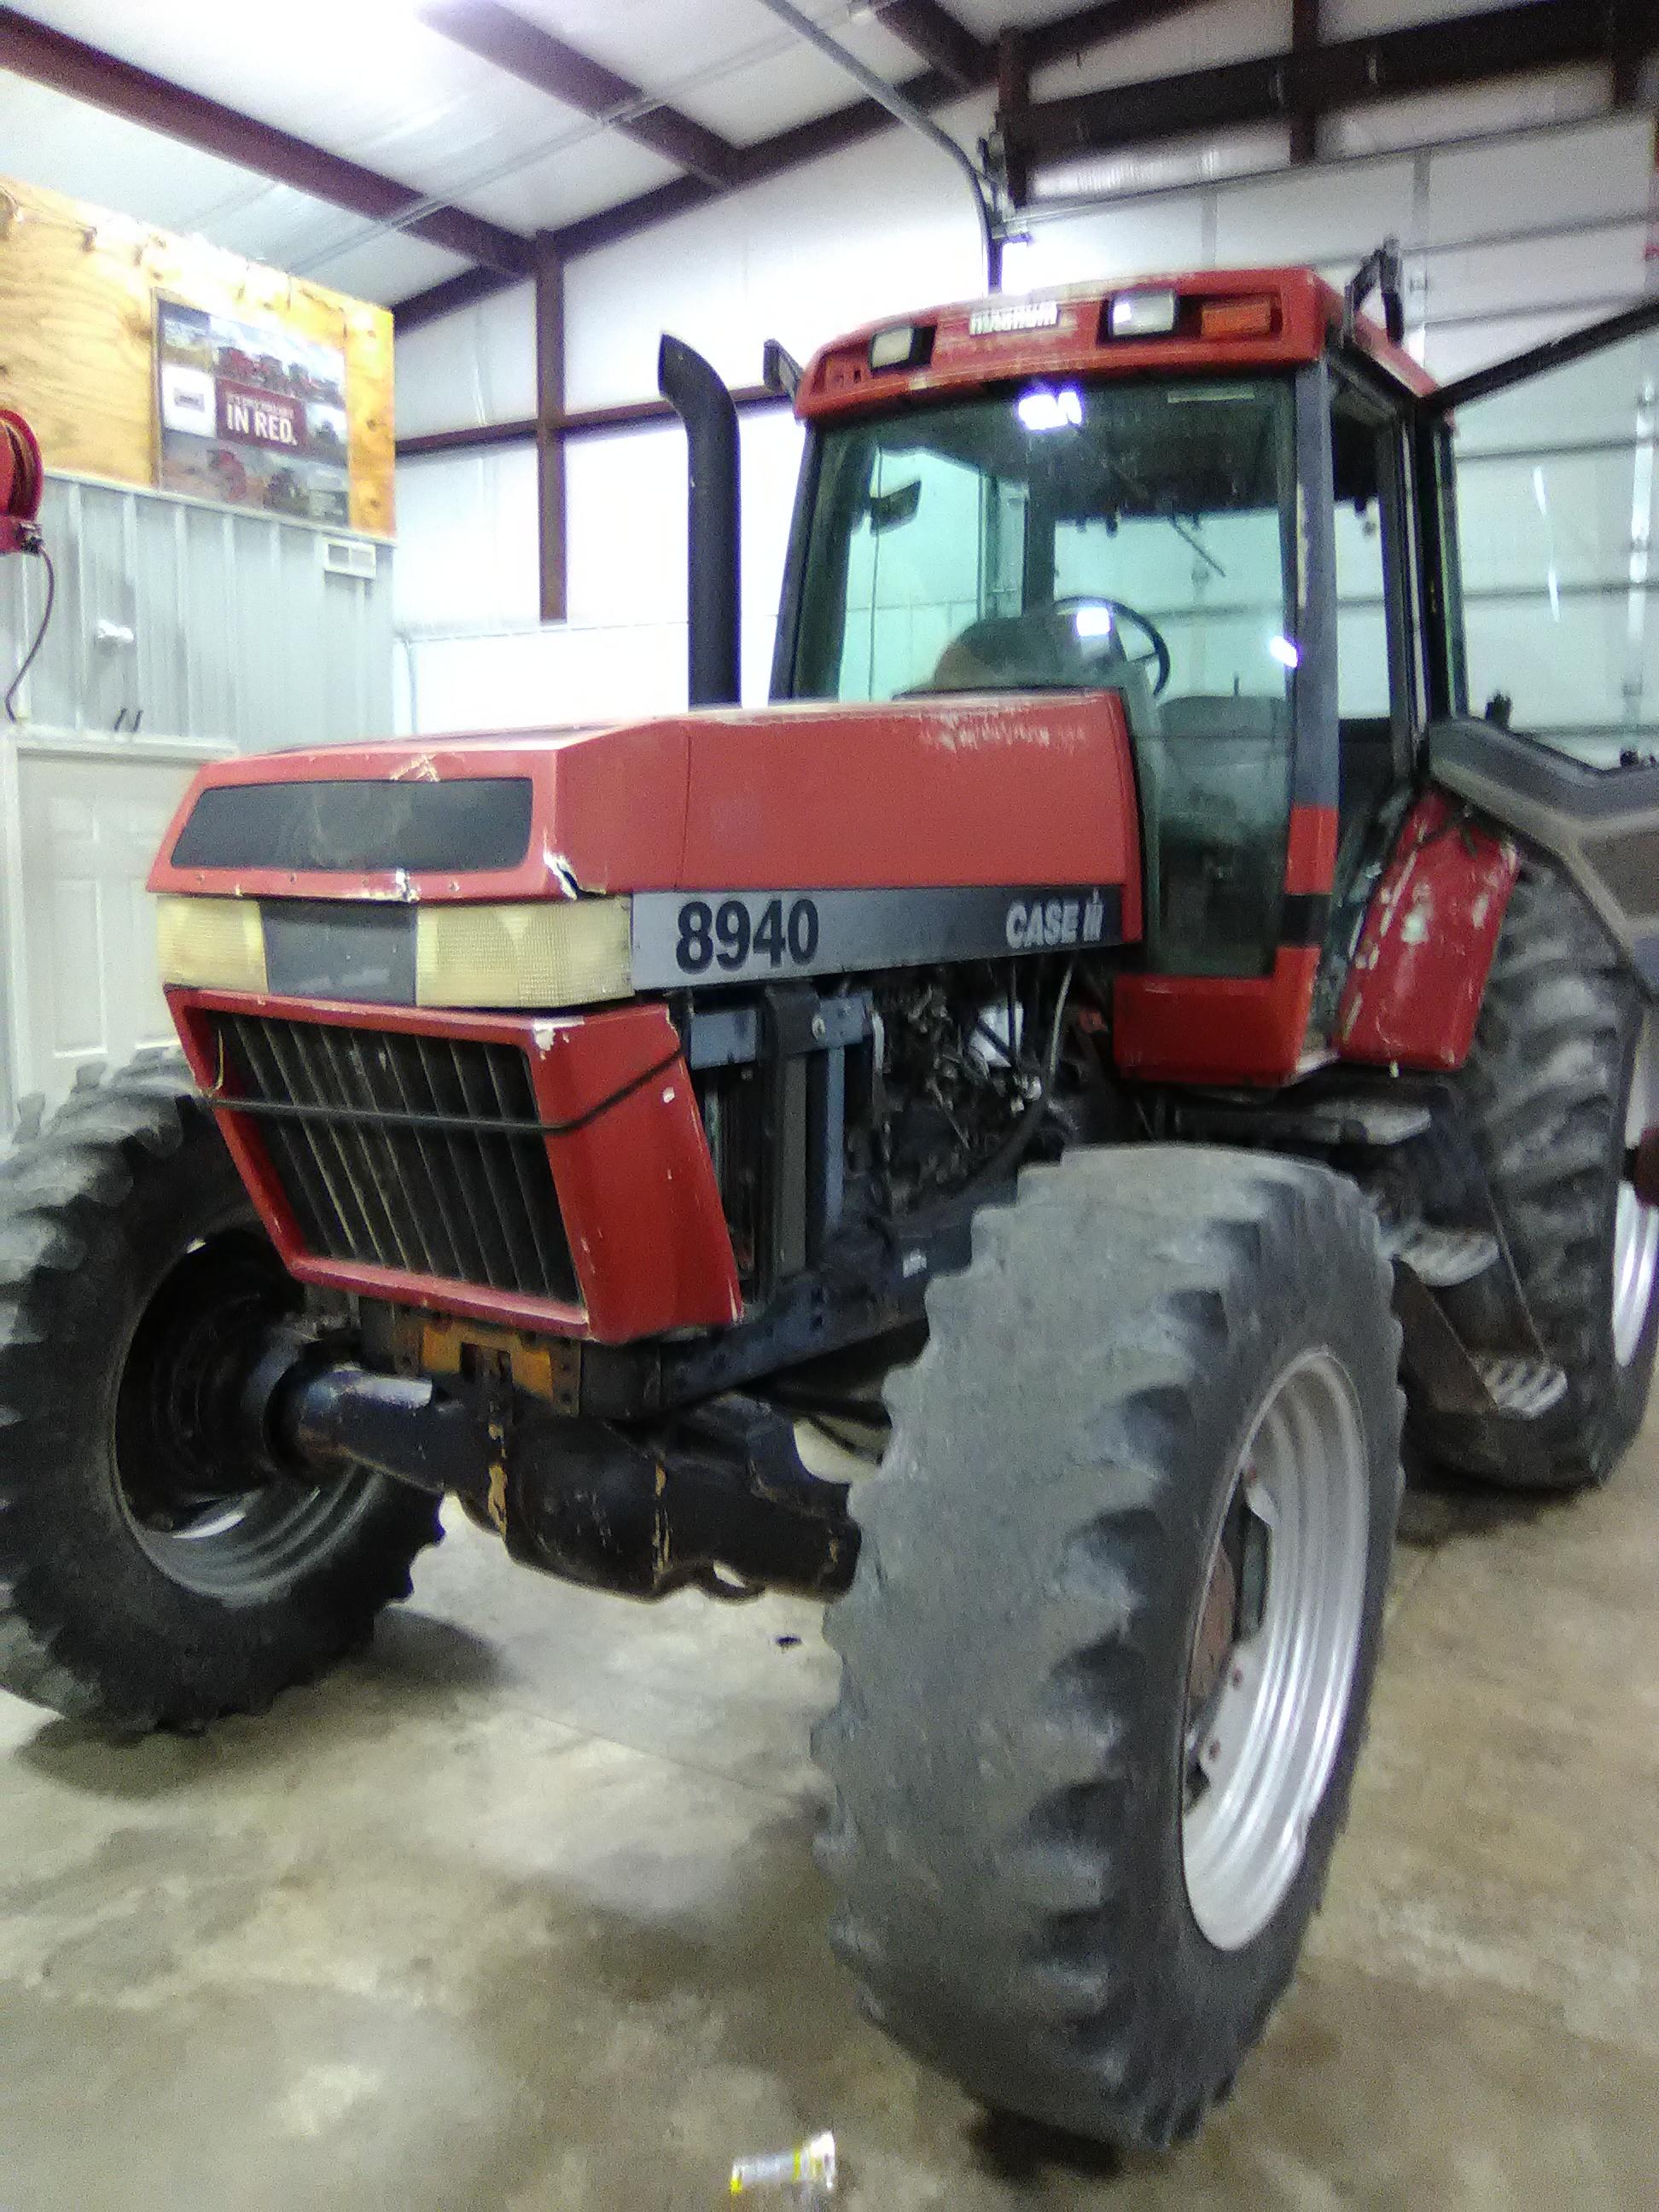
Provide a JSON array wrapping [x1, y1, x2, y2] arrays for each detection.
[[152, 695, 1144, 936]]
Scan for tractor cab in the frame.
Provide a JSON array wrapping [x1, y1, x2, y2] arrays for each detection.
[[776, 258, 1659, 1083]]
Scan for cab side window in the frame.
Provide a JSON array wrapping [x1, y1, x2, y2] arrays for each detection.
[[1331, 388, 1418, 865]]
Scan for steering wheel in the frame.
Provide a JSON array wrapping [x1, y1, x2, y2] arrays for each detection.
[[1051, 595, 1172, 698]]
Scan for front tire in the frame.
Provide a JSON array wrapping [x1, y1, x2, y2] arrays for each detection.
[[815, 1149, 1401, 2149], [0, 1057, 440, 1732]]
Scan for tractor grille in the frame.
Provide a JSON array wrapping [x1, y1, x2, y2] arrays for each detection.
[[211, 1012, 579, 1305]]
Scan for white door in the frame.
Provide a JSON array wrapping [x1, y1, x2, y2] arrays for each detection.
[[9, 749, 206, 1104]]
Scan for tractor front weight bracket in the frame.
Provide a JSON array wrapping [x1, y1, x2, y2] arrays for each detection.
[[243, 1335, 859, 1605]]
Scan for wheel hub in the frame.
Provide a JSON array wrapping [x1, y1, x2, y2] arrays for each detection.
[[115, 1232, 289, 1527], [1180, 1349, 1370, 1953], [1186, 1540, 1237, 1714], [113, 1230, 372, 1601]]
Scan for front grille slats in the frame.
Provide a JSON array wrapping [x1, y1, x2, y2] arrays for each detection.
[[370, 1028, 469, 1284], [211, 1013, 580, 1309], [448, 1039, 548, 1299], [287, 1021, 389, 1266], [240, 1016, 374, 1264], [341, 1027, 448, 1282], [409, 1036, 499, 1288], [481, 1044, 561, 1302], [310, 1023, 420, 1276]]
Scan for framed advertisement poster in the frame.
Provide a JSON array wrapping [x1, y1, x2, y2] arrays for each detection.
[[155, 296, 352, 526]]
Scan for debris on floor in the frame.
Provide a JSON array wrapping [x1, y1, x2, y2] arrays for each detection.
[[730, 2128, 837, 2198]]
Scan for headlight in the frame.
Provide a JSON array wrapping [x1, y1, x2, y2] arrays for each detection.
[[154, 893, 634, 1009], [155, 894, 267, 992], [415, 899, 632, 1008]]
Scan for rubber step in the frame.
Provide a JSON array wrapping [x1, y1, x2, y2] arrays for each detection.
[[1394, 1225, 1501, 1289], [1295, 1097, 1434, 1147], [1472, 1355, 1569, 1419], [1182, 1095, 1433, 1150]]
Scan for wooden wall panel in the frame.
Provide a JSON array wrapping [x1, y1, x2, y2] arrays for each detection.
[[0, 175, 394, 536]]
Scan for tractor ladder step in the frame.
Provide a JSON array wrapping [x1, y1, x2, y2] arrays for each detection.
[[1298, 1097, 1434, 1147], [1183, 1094, 1433, 1150], [1394, 1224, 1501, 1289], [1471, 1355, 1569, 1419]]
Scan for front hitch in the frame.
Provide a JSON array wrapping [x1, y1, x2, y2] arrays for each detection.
[[245, 1338, 859, 1604]]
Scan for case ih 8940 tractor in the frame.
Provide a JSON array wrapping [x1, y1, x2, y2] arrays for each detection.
[[3, 253, 1658, 2148]]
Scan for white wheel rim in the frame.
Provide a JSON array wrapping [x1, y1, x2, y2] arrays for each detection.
[[1181, 1349, 1371, 1953], [1614, 1015, 1659, 1369]]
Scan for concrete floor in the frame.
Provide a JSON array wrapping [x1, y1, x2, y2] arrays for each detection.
[[3, 1423, 1657, 2212]]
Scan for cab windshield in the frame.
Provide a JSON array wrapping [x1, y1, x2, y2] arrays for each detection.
[[783, 377, 1301, 975]]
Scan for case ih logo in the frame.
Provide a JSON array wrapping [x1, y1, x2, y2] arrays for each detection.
[[1005, 891, 1109, 950], [218, 381, 304, 452], [968, 300, 1060, 336]]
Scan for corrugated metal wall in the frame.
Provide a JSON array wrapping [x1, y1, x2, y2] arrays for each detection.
[[0, 472, 395, 1114], [1, 471, 394, 749]]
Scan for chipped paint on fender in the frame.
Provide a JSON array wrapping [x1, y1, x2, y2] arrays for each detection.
[[1336, 789, 1519, 1071]]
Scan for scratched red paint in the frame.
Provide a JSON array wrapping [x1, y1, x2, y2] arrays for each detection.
[[1336, 790, 1519, 1072], [151, 693, 1143, 934], [169, 989, 742, 1345]]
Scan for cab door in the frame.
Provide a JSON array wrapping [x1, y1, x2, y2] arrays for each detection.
[[1417, 298, 1659, 760], [1412, 298, 1659, 989]]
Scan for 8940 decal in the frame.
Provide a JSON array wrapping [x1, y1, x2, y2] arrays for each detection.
[[629, 884, 1124, 991], [675, 896, 820, 975]]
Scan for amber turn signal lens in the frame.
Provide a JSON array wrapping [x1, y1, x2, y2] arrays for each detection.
[[1199, 296, 1278, 340]]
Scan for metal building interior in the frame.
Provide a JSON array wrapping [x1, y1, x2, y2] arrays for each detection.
[[0, 3, 1656, 2205]]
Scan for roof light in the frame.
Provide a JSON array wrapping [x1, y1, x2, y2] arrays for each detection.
[[870, 323, 931, 371], [1109, 289, 1179, 338], [1016, 386, 1083, 433]]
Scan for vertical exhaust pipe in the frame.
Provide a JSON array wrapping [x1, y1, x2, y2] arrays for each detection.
[[658, 335, 741, 708]]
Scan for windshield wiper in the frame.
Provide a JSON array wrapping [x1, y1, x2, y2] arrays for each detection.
[[1097, 455, 1227, 580]]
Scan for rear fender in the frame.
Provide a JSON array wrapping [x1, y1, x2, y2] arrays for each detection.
[[1427, 718, 1659, 993], [1335, 789, 1519, 1072]]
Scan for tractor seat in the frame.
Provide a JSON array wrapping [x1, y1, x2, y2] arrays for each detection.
[[1157, 695, 1291, 747]]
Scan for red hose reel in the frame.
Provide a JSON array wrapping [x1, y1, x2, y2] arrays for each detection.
[[1, 408, 44, 555]]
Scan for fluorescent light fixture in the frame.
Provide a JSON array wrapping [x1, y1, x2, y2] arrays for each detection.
[[1109, 289, 1179, 337], [1016, 385, 1083, 433], [1268, 634, 1301, 669], [870, 324, 917, 370], [1072, 604, 1115, 638]]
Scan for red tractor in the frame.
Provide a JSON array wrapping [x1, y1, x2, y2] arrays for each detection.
[[3, 254, 1656, 2149]]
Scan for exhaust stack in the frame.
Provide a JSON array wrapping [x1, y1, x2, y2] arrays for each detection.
[[658, 334, 741, 708]]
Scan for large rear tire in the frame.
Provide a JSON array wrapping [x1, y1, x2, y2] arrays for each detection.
[[1415, 859, 1659, 1489], [0, 1057, 441, 1732], [815, 1149, 1401, 2149]]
